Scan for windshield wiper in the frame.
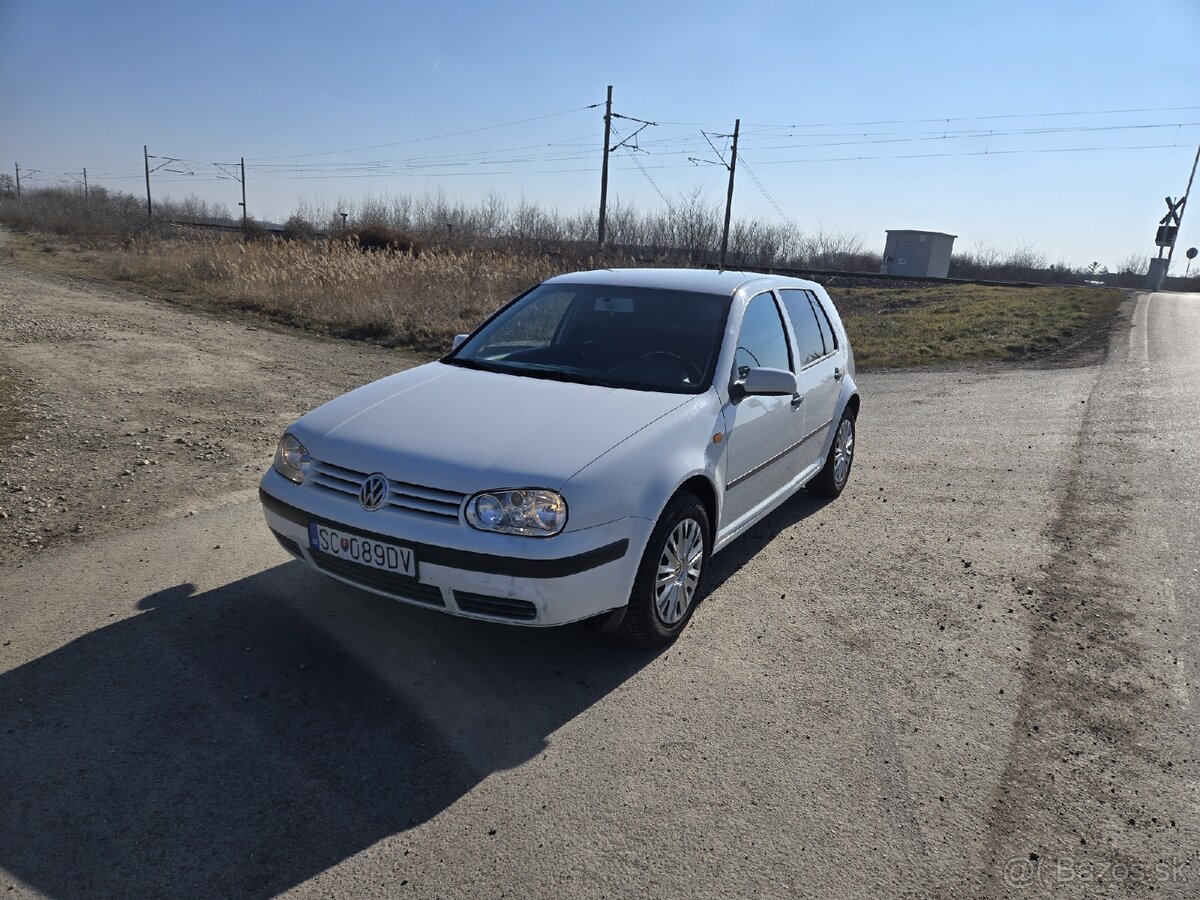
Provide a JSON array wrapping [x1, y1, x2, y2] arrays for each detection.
[[448, 358, 626, 389], [500, 364, 626, 388], [444, 357, 505, 373]]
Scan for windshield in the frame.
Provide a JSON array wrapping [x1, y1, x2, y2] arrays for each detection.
[[446, 282, 731, 393]]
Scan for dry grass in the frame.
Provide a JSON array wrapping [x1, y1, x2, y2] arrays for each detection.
[[6, 229, 1126, 367], [118, 237, 564, 348], [15, 232, 634, 351]]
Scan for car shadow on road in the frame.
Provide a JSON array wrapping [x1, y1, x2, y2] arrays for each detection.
[[0, 563, 659, 898]]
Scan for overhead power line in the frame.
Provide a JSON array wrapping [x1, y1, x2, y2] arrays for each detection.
[[736, 153, 795, 231], [610, 122, 672, 208], [738, 103, 1200, 130], [246, 104, 603, 161]]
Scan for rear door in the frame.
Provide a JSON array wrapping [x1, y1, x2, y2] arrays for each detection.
[[778, 289, 842, 470]]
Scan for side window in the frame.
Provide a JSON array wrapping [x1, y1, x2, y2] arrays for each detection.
[[733, 292, 791, 378], [779, 289, 827, 367], [805, 292, 832, 353], [806, 290, 839, 351]]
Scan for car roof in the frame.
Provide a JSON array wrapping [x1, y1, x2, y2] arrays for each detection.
[[545, 267, 821, 297]]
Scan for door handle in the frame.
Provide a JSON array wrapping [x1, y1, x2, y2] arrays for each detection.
[[791, 394, 803, 408], [833, 367, 843, 382]]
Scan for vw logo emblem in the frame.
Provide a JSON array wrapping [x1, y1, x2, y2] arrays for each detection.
[[359, 473, 388, 511]]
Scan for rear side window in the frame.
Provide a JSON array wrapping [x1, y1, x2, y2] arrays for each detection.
[[779, 289, 827, 367], [807, 290, 839, 351], [733, 292, 791, 377], [805, 292, 832, 352]]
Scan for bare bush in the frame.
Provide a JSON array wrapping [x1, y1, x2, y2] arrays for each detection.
[[1114, 252, 1148, 288], [281, 214, 317, 242], [0, 185, 238, 240], [950, 239, 1068, 283], [792, 229, 870, 270], [347, 224, 427, 256], [3, 183, 1121, 287]]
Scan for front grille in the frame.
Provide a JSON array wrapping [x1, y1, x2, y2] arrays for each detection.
[[454, 590, 538, 621], [270, 529, 303, 558], [311, 548, 445, 606], [308, 459, 465, 520]]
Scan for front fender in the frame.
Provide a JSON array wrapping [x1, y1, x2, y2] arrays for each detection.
[[561, 391, 725, 535]]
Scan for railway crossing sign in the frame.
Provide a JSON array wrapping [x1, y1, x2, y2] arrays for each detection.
[[1161, 196, 1185, 226], [1156, 196, 1185, 247]]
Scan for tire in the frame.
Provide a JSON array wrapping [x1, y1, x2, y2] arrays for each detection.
[[614, 492, 711, 647], [807, 407, 856, 498]]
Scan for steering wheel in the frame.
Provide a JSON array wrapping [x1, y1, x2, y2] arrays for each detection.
[[638, 351, 703, 384]]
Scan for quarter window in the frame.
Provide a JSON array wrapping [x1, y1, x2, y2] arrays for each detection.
[[779, 290, 827, 367], [733, 293, 791, 378], [807, 290, 839, 351]]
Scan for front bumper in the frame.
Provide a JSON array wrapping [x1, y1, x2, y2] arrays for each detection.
[[258, 469, 651, 626]]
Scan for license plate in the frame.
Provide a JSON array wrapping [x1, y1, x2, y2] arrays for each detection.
[[309, 523, 418, 578]]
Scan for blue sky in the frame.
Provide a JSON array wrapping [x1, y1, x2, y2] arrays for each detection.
[[2, 0, 1199, 270]]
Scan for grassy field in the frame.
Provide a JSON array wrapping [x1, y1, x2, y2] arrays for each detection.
[[6, 230, 1124, 368], [833, 282, 1124, 368]]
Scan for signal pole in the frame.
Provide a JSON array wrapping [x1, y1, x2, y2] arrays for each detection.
[[14, 163, 20, 201], [598, 85, 613, 249], [144, 145, 153, 222], [1167, 143, 1200, 268], [718, 119, 740, 270]]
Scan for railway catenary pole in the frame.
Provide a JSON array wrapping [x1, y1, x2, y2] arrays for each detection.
[[143, 145, 152, 222], [598, 85, 613, 249], [718, 118, 740, 270]]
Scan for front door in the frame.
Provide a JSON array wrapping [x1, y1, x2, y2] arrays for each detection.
[[722, 292, 801, 528]]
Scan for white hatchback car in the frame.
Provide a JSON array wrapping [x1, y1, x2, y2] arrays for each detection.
[[260, 268, 860, 645]]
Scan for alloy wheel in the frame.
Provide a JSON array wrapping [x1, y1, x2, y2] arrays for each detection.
[[654, 518, 704, 625], [833, 419, 855, 487]]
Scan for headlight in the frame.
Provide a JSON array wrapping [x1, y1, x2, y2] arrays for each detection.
[[465, 489, 567, 536], [273, 432, 311, 484]]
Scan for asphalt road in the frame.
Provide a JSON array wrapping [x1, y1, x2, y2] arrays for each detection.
[[0, 267, 1196, 899]]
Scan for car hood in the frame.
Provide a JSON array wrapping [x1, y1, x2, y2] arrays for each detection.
[[291, 362, 692, 494]]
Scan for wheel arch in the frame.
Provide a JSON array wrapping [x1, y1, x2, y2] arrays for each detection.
[[845, 392, 861, 419], [674, 474, 719, 543]]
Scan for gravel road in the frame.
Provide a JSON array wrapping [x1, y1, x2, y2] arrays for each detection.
[[0, 249, 1195, 899]]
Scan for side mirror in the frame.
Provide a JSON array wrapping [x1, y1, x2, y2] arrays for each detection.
[[451, 333, 469, 350], [733, 367, 797, 399]]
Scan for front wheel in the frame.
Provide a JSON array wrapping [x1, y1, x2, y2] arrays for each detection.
[[615, 492, 710, 647], [807, 408, 856, 498]]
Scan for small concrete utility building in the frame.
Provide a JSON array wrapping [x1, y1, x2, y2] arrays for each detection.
[[880, 230, 956, 278]]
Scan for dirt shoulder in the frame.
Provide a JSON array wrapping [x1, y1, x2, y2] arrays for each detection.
[[0, 240, 421, 564]]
